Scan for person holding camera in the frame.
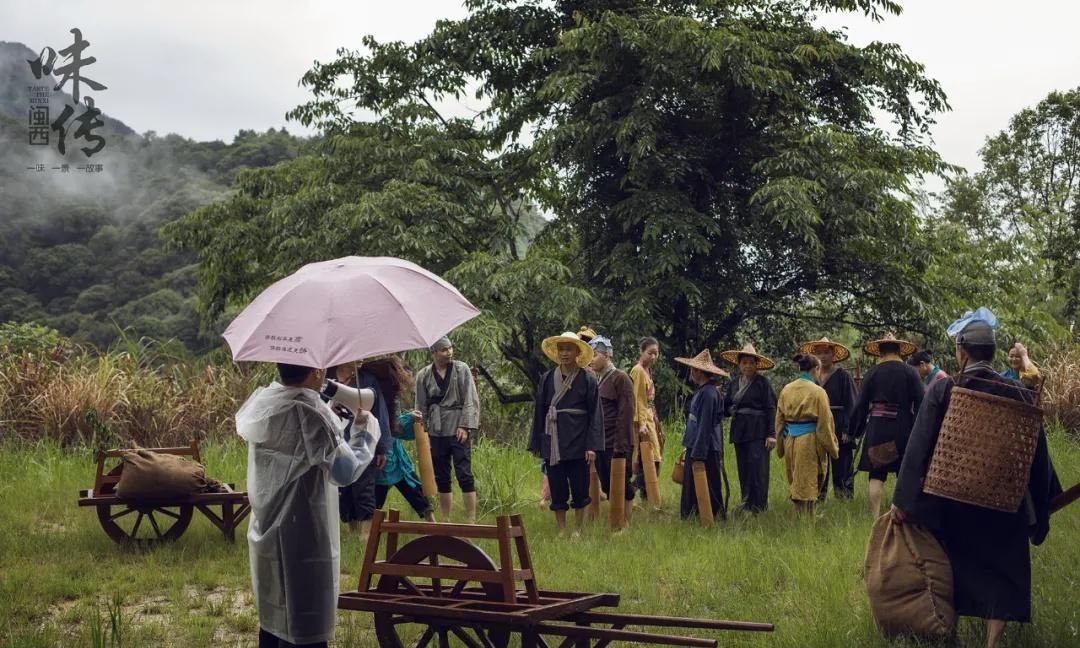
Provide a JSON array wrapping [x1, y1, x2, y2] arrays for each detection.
[[237, 362, 380, 648]]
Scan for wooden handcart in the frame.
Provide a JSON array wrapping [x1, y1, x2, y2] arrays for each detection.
[[339, 509, 774, 647], [77, 441, 250, 546]]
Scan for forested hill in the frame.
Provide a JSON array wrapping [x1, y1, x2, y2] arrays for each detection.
[[0, 41, 309, 355]]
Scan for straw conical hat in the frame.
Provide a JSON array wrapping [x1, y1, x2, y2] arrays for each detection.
[[864, 332, 917, 358], [719, 343, 775, 370], [542, 331, 594, 368], [577, 325, 597, 343], [674, 350, 730, 377], [798, 337, 851, 363]]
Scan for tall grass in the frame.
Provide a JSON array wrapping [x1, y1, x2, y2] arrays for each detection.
[[1043, 344, 1080, 433], [2, 432, 1079, 647], [0, 342, 264, 448]]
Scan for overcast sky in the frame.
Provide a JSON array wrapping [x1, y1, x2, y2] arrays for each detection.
[[4, 0, 1078, 177]]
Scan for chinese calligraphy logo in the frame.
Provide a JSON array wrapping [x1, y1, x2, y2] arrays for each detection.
[[26, 28, 108, 158]]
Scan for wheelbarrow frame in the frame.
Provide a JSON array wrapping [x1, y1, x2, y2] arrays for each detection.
[[76, 441, 250, 545]]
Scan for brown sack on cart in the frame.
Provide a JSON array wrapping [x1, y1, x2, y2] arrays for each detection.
[[115, 449, 208, 500], [864, 513, 955, 640]]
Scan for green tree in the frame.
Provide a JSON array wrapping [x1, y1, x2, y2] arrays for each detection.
[[977, 88, 1080, 322], [171, 0, 947, 391], [287, 0, 946, 352]]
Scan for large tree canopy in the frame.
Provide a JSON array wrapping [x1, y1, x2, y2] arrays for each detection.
[[169, 0, 949, 391], [921, 88, 1080, 354]]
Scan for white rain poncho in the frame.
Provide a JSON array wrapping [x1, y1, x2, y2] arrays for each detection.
[[236, 382, 380, 644]]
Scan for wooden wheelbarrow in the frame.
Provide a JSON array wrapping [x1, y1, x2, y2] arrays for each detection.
[[338, 509, 774, 647], [77, 441, 250, 546]]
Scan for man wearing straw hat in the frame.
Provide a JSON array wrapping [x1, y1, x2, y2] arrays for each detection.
[[720, 343, 777, 514], [892, 308, 1061, 648], [675, 350, 729, 524], [798, 337, 858, 500], [588, 334, 636, 526], [529, 331, 604, 537], [848, 332, 924, 518]]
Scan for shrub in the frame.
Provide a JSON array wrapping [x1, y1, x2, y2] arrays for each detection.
[[1042, 344, 1080, 435]]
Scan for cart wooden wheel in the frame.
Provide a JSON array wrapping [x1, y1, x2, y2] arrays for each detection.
[[374, 535, 513, 648], [95, 502, 193, 546]]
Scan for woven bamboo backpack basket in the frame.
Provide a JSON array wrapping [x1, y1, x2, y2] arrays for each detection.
[[923, 376, 1044, 513]]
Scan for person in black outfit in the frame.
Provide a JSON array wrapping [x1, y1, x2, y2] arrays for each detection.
[[848, 333, 923, 517], [893, 311, 1061, 648], [529, 331, 604, 537], [676, 350, 729, 522], [720, 343, 777, 513]]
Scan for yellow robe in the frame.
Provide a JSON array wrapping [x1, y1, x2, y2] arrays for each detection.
[[775, 378, 839, 502], [629, 364, 662, 463]]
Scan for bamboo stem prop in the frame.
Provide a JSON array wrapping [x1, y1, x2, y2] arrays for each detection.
[[641, 440, 662, 508], [413, 420, 437, 497], [1051, 481, 1080, 515], [609, 457, 627, 529], [692, 461, 714, 528], [586, 463, 601, 519]]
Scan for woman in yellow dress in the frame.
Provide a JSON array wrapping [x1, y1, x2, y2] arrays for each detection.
[[629, 337, 664, 506], [775, 353, 839, 517]]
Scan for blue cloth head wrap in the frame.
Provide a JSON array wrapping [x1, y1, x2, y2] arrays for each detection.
[[946, 307, 997, 346], [588, 335, 613, 356]]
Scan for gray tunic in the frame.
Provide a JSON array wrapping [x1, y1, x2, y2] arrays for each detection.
[[415, 360, 481, 437]]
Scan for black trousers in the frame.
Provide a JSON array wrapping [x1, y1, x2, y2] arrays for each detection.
[[339, 462, 378, 523], [595, 450, 634, 500], [680, 452, 726, 521], [259, 628, 327, 648], [734, 440, 769, 512], [430, 434, 476, 493], [547, 459, 591, 511], [819, 442, 856, 500], [375, 479, 434, 518]]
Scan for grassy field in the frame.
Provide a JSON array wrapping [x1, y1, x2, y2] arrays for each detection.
[[2, 428, 1079, 648]]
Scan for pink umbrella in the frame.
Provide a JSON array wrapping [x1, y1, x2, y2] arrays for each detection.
[[223, 256, 480, 368]]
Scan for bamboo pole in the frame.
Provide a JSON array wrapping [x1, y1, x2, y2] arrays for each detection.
[[413, 419, 437, 497], [641, 440, 662, 508], [609, 457, 627, 529], [692, 461, 714, 528]]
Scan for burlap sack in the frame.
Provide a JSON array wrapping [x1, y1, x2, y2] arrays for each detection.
[[864, 513, 955, 640], [114, 450, 208, 501]]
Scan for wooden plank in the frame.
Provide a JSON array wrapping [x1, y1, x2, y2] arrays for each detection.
[[358, 509, 385, 593], [496, 516, 516, 603], [533, 623, 717, 647], [77, 491, 249, 507], [1051, 481, 1080, 515], [410, 585, 616, 607], [385, 509, 400, 559], [336, 593, 534, 624], [377, 521, 515, 539], [511, 514, 540, 604], [370, 562, 531, 584], [570, 611, 774, 633], [523, 593, 612, 623], [340, 591, 535, 612]]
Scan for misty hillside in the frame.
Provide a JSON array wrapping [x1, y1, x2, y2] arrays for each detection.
[[0, 41, 309, 354], [0, 40, 551, 357]]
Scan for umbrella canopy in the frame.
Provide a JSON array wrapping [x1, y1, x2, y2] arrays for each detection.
[[223, 256, 480, 368]]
